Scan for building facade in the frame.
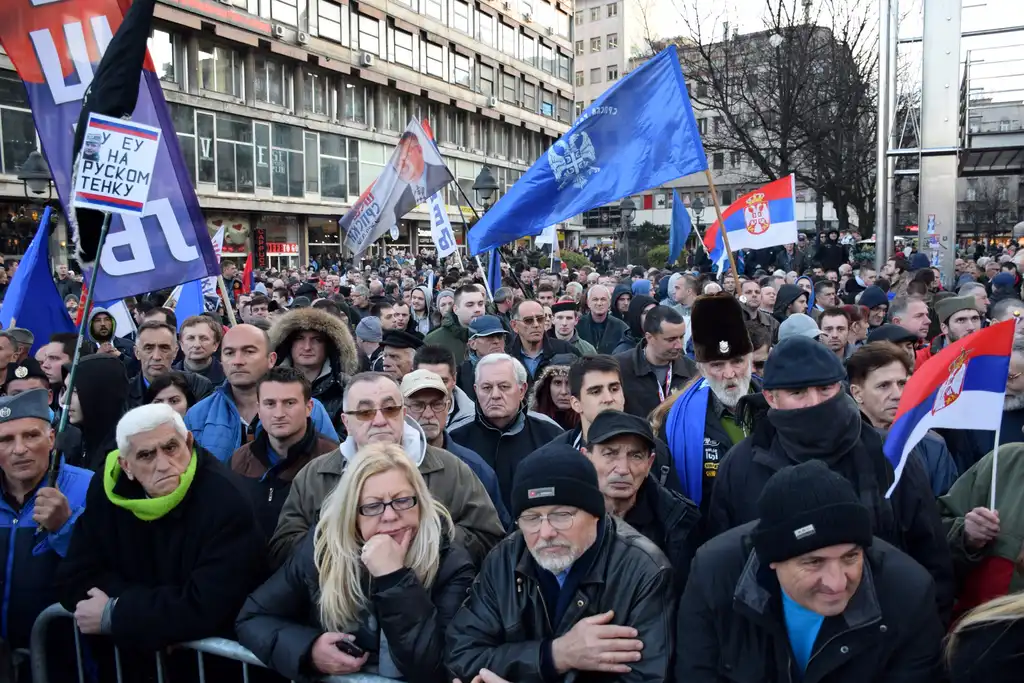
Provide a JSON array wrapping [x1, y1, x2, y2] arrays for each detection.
[[0, 0, 575, 269]]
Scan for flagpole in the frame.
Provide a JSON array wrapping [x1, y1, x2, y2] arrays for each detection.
[[990, 424, 1002, 509], [217, 275, 238, 326], [703, 169, 742, 290], [44, 210, 112, 496]]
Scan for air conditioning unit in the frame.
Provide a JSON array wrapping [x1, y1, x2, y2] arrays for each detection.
[[360, 52, 375, 67], [272, 24, 286, 38], [297, 31, 309, 44], [488, 95, 499, 107]]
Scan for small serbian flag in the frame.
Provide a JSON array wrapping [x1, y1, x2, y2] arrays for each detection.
[[703, 175, 798, 271], [241, 252, 254, 295], [884, 320, 1014, 496]]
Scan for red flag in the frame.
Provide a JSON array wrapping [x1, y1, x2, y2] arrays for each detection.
[[76, 282, 89, 326], [241, 253, 253, 295]]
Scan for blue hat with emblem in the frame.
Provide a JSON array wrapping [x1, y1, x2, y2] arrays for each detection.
[[0, 389, 51, 424]]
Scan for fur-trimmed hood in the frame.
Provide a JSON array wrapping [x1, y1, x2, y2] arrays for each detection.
[[527, 361, 571, 412], [269, 307, 360, 376]]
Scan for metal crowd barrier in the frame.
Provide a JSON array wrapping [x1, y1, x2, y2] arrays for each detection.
[[30, 604, 397, 683]]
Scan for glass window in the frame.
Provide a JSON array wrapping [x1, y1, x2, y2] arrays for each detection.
[[169, 103, 196, 185], [574, 101, 585, 118], [590, 68, 601, 84], [360, 141, 388, 188], [480, 64, 495, 97], [272, 0, 298, 25], [358, 15, 380, 55], [575, 40, 584, 56], [254, 56, 290, 106], [539, 43, 553, 74], [304, 132, 319, 193], [425, 43, 444, 78], [478, 11, 495, 46], [713, 152, 724, 170], [453, 53, 471, 88], [574, 10, 583, 25], [272, 123, 304, 197], [470, 118, 482, 152], [196, 112, 216, 183], [590, 37, 601, 52], [607, 33, 618, 49], [523, 82, 536, 111], [343, 82, 368, 124], [394, 28, 414, 66], [557, 10, 570, 37], [501, 73, 516, 102], [197, 43, 242, 97], [453, 0, 470, 33], [319, 0, 344, 42], [557, 53, 570, 82], [148, 29, 178, 85], [557, 97, 570, 123], [589, 7, 600, 20], [255, 122, 271, 189], [425, 0, 443, 21], [0, 109, 37, 176], [215, 112, 254, 194], [0, 73, 30, 109], [521, 34, 536, 66], [303, 72, 328, 115], [500, 23, 516, 58], [607, 65, 618, 80], [320, 132, 348, 200], [541, 90, 554, 118], [384, 92, 402, 131], [607, 2, 618, 17], [575, 71, 583, 87]]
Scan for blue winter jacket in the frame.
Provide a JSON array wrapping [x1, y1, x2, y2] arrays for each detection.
[[185, 384, 340, 463], [0, 463, 92, 648]]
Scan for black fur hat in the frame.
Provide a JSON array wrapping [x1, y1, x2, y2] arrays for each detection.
[[691, 294, 753, 363]]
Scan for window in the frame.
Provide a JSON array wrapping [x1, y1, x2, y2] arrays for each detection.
[[966, 187, 978, 201], [147, 29, 181, 86], [998, 185, 1010, 200], [730, 151, 741, 168], [303, 72, 327, 115], [358, 15, 380, 55], [272, 123, 304, 197], [271, 0, 298, 26], [319, 0, 345, 43], [1000, 119, 1011, 132], [590, 68, 601, 84], [197, 42, 242, 97], [470, 118, 482, 152], [254, 56, 290, 106], [557, 53, 571, 82], [0, 90, 36, 177], [254, 122, 271, 189], [714, 116, 722, 133], [539, 43, 554, 74], [590, 37, 601, 52], [394, 28, 414, 67], [425, 43, 444, 78], [607, 65, 618, 80], [453, 0, 470, 33], [501, 72, 516, 102], [720, 190, 732, 205], [320, 134, 349, 200], [453, 53, 471, 87], [557, 96, 570, 123], [574, 10, 583, 25], [215, 113, 255, 193], [304, 132, 319, 193], [343, 82, 369, 125], [168, 103, 196, 185], [607, 33, 618, 49], [541, 90, 554, 118], [196, 112, 216, 183], [575, 70, 584, 87], [589, 7, 600, 20], [697, 118, 707, 134], [523, 82, 536, 111], [384, 92, 405, 131], [425, 0, 443, 21], [575, 100, 585, 118], [500, 23, 516, 57], [713, 152, 724, 170], [575, 40, 584, 55], [480, 64, 495, 97], [607, 2, 618, 17], [521, 34, 536, 66], [478, 12, 495, 46]]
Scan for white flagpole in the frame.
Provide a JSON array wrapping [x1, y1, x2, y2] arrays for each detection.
[[990, 424, 1002, 509]]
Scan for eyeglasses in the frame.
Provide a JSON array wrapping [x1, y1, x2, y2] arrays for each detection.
[[343, 405, 404, 421], [517, 510, 577, 532], [405, 398, 447, 415], [358, 495, 418, 517], [517, 316, 545, 326]]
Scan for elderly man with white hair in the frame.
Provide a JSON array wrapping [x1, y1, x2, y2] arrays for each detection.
[[57, 403, 267, 660], [577, 284, 630, 354], [450, 353, 563, 509]]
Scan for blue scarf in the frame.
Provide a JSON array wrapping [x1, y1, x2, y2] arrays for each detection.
[[664, 378, 709, 505], [796, 276, 815, 310]]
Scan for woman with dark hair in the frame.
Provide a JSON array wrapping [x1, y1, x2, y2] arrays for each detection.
[[527, 354, 580, 431], [143, 371, 197, 418], [613, 295, 657, 354]]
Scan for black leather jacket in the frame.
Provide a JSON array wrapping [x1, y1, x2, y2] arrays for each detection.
[[445, 515, 674, 683]]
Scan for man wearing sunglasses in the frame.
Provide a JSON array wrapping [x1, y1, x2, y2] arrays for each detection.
[[508, 299, 579, 383], [269, 371, 504, 568]]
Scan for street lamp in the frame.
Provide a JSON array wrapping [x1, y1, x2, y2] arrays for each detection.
[[619, 197, 636, 264], [18, 150, 53, 202], [473, 165, 499, 210]]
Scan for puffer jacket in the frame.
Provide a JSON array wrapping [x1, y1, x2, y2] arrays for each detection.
[[237, 530, 475, 683], [185, 383, 339, 463], [270, 307, 360, 426], [445, 516, 674, 683], [675, 522, 944, 683], [425, 312, 470, 363]]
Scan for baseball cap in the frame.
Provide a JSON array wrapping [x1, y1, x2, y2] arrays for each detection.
[[586, 410, 656, 450], [866, 324, 919, 345], [400, 369, 449, 398], [469, 315, 507, 339]]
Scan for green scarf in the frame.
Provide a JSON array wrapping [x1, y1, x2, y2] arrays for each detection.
[[103, 449, 198, 521]]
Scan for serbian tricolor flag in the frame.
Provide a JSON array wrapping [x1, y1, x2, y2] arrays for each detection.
[[884, 320, 1014, 496], [241, 253, 254, 295], [703, 175, 798, 272]]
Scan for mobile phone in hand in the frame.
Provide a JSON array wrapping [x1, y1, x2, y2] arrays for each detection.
[[335, 639, 365, 658]]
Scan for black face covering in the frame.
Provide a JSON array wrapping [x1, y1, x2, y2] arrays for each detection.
[[767, 391, 862, 463]]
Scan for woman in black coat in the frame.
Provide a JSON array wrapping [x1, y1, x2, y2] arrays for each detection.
[[236, 442, 475, 683], [947, 592, 1024, 683]]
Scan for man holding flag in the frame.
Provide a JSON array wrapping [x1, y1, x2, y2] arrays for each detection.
[[707, 335, 954, 617]]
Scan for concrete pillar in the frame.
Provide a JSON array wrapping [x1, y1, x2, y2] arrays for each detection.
[[917, 0, 962, 287], [186, 35, 200, 96]]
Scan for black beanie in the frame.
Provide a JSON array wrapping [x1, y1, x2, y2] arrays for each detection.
[[762, 336, 847, 391], [752, 460, 873, 564], [511, 444, 605, 520]]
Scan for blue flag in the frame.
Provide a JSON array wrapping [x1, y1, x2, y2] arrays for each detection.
[[669, 190, 690, 266], [172, 280, 205, 331], [486, 250, 502, 299], [0, 207, 75, 354], [468, 46, 707, 254]]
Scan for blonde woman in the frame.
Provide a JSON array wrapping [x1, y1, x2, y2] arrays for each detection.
[[947, 592, 1024, 682], [236, 443, 476, 682]]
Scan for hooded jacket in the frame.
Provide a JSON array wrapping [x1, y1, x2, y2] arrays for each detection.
[[527, 362, 580, 431], [614, 294, 657, 354], [772, 284, 807, 324], [270, 307, 360, 426], [269, 418, 504, 568], [611, 283, 632, 321], [64, 354, 130, 473], [87, 306, 135, 360], [411, 285, 434, 336], [425, 311, 470, 363], [447, 384, 476, 432]]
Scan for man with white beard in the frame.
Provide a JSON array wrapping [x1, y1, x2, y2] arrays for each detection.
[[660, 295, 759, 516]]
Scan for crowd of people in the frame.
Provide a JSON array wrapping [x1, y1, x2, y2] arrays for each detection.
[[1, 233, 1023, 682]]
